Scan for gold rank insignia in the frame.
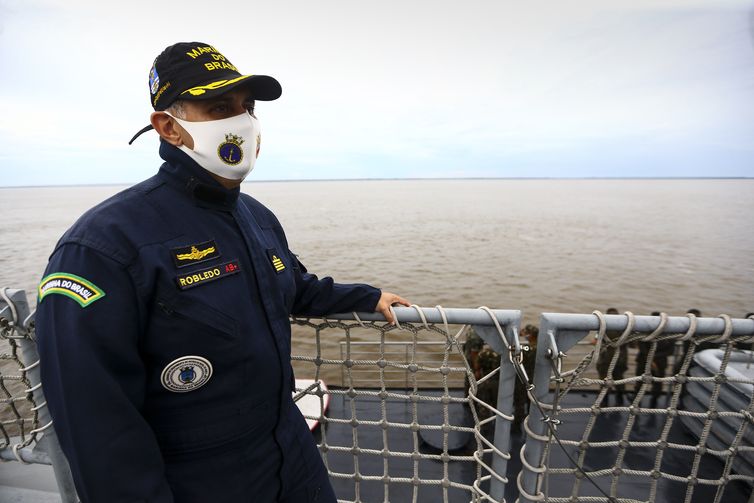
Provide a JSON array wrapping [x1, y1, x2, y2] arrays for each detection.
[[272, 255, 285, 272], [266, 248, 286, 273], [171, 239, 221, 268]]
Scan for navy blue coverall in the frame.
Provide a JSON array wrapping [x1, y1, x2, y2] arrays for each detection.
[[35, 142, 381, 502]]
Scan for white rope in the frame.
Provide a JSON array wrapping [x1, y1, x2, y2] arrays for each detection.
[[641, 312, 668, 342], [435, 305, 451, 343], [410, 304, 430, 330], [290, 312, 516, 502], [521, 312, 754, 503], [0, 291, 46, 463], [351, 311, 368, 329], [4, 291, 753, 503], [680, 312, 698, 341], [712, 314, 733, 343], [389, 305, 402, 330]]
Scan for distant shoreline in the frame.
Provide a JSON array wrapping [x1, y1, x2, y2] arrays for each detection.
[[2, 176, 752, 189]]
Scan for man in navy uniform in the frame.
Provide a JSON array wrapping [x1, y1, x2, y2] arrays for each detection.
[[36, 42, 409, 503]]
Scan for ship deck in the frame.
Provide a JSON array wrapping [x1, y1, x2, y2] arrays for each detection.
[[321, 389, 752, 502], [2, 389, 752, 502]]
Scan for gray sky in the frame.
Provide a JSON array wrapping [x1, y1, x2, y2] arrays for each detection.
[[1, 0, 753, 185]]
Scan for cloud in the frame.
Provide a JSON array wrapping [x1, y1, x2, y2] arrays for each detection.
[[1, 0, 753, 185], [0, 0, 15, 34]]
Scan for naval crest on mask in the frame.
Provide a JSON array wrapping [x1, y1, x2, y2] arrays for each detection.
[[169, 111, 261, 181], [217, 133, 244, 165]]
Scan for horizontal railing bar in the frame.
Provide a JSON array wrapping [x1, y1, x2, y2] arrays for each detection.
[[312, 306, 520, 326], [334, 355, 464, 360], [0, 446, 51, 465], [335, 358, 458, 361], [339, 381, 465, 384], [339, 341, 457, 346], [541, 313, 754, 335]]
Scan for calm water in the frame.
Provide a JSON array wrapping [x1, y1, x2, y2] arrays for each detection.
[[1, 179, 753, 327]]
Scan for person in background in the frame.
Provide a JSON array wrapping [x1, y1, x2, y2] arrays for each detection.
[[475, 342, 501, 422], [673, 308, 705, 375], [634, 312, 656, 396], [596, 308, 628, 406], [463, 328, 485, 400], [635, 311, 674, 407], [463, 328, 499, 426], [35, 41, 409, 503]]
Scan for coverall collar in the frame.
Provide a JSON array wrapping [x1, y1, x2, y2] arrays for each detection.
[[158, 141, 241, 211]]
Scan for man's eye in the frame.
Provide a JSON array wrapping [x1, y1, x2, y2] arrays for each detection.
[[212, 104, 228, 113]]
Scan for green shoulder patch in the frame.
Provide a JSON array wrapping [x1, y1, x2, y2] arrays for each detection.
[[38, 273, 106, 308]]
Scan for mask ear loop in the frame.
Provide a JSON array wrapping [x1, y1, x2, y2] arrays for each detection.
[[249, 114, 262, 160], [153, 111, 192, 149], [128, 124, 154, 145]]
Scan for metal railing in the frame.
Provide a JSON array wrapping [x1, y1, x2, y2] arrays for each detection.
[[4, 288, 754, 503], [519, 312, 754, 503], [292, 306, 523, 502], [0, 288, 78, 502]]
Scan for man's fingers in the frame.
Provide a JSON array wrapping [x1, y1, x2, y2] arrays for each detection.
[[391, 295, 410, 307], [383, 307, 395, 325], [375, 292, 410, 325], [377, 304, 395, 324]]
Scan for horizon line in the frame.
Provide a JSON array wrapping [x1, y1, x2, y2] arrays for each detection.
[[1, 176, 752, 189]]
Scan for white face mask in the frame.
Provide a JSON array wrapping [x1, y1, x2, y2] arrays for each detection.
[[167, 111, 261, 181]]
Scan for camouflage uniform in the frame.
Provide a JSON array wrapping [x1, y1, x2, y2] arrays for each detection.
[[635, 338, 674, 406]]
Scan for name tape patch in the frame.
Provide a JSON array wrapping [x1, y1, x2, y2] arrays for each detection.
[[38, 273, 105, 308], [171, 239, 221, 268], [176, 260, 240, 290], [266, 248, 286, 273], [161, 355, 213, 393]]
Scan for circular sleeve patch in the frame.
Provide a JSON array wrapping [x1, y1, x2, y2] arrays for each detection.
[[160, 356, 213, 393]]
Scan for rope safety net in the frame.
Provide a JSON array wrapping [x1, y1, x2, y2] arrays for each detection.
[[519, 311, 754, 503], [0, 290, 520, 500], [290, 305, 520, 503], [3, 290, 754, 503], [0, 288, 48, 464]]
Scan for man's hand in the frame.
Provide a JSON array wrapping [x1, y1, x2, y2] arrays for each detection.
[[374, 291, 411, 325]]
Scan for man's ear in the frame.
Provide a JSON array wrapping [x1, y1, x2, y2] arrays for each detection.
[[150, 112, 192, 148]]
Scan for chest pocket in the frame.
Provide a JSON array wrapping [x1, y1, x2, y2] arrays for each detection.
[[147, 290, 240, 361]]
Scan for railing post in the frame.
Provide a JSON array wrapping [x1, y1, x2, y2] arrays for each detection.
[[474, 322, 520, 501], [4, 289, 79, 503], [518, 315, 556, 503]]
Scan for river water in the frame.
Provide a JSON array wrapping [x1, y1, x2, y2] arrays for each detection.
[[1, 179, 753, 327]]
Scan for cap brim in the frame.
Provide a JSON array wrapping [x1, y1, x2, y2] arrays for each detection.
[[129, 74, 282, 144], [179, 74, 282, 102]]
